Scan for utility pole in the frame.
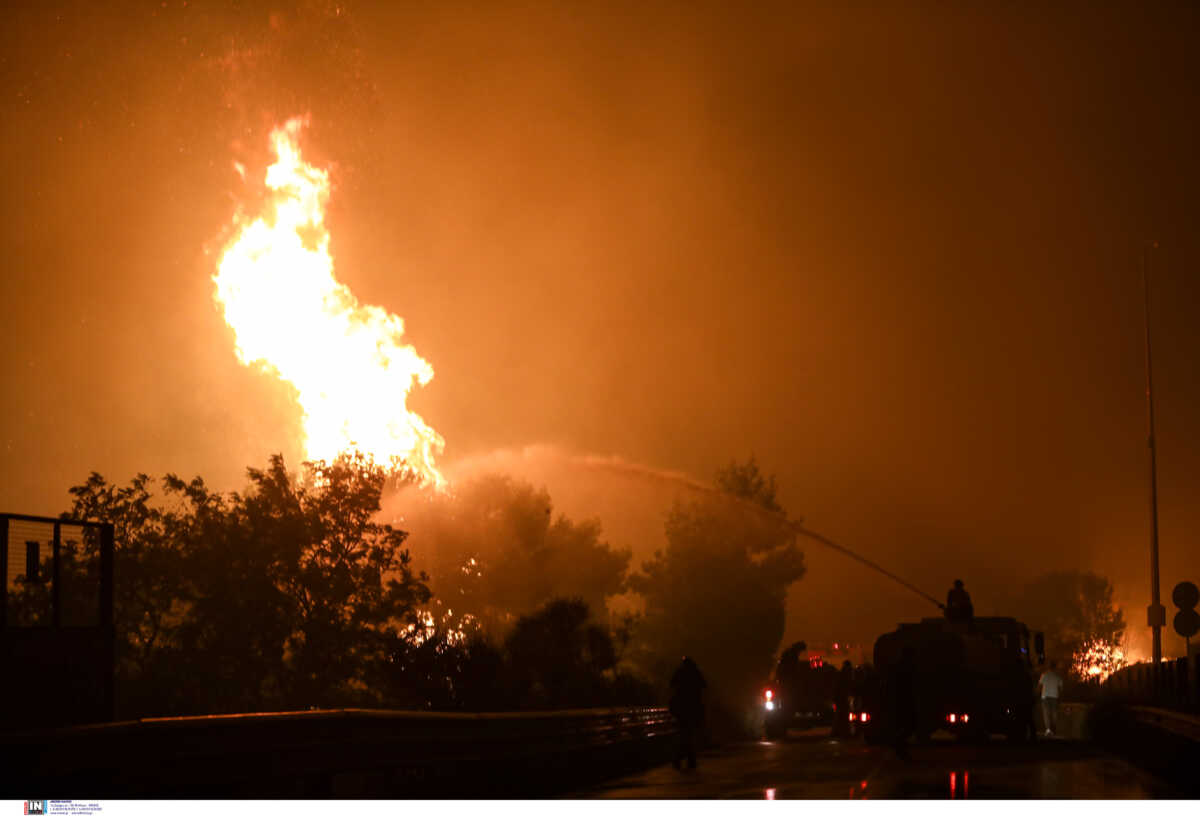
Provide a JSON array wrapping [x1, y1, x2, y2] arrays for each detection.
[[1142, 240, 1165, 665]]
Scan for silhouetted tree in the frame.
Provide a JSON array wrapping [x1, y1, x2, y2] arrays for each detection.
[[401, 474, 631, 635], [503, 598, 617, 708], [715, 456, 782, 513], [7, 549, 57, 626], [38, 457, 653, 718], [499, 597, 654, 709], [1016, 570, 1126, 680], [628, 457, 806, 734], [375, 597, 653, 711], [51, 472, 192, 713], [170, 454, 433, 710], [381, 623, 510, 711], [59, 453, 432, 716]]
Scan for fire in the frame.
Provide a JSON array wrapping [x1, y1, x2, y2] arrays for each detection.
[[1072, 638, 1126, 682], [214, 118, 445, 487]]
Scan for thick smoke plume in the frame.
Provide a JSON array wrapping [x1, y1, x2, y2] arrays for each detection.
[[387, 447, 811, 732]]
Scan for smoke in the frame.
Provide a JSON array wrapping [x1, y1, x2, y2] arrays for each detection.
[[443, 443, 706, 489], [563, 450, 717, 496], [381, 446, 700, 613], [438, 444, 943, 610], [382, 453, 640, 637], [382, 441, 940, 711], [382, 446, 807, 729], [426, 445, 701, 571]]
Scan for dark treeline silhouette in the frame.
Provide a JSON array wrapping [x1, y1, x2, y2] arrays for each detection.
[[628, 458, 806, 735], [14, 454, 803, 730], [402, 456, 808, 734], [379, 597, 655, 711], [18, 454, 433, 715], [1009, 569, 1126, 684], [395, 473, 630, 636], [10, 454, 653, 717]]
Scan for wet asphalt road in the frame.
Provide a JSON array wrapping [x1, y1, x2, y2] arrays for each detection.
[[575, 729, 1181, 799]]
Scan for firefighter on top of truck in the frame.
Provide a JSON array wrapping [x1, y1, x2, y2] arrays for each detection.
[[945, 579, 974, 623]]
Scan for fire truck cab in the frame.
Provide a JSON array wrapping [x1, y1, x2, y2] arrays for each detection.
[[761, 641, 865, 740]]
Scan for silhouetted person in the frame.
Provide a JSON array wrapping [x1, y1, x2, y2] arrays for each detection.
[[944, 579, 974, 623], [669, 656, 706, 770], [890, 646, 918, 760], [776, 640, 807, 687], [1022, 665, 1039, 742], [833, 660, 853, 737], [1038, 660, 1064, 737], [774, 640, 808, 718]]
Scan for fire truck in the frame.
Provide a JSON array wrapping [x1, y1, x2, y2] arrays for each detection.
[[862, 616, 1044, 743], [762, 655, 836, 739], [761, 641, 867, 739]]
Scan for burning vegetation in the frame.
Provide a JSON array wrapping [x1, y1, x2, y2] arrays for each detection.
[[1072, 639, 1127, 683], [35, 113, 1131, 727], [14, 447, 807, 727], [202, 122, 811, 728]]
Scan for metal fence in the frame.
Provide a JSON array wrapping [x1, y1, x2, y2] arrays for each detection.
[[1092, 663, 1200, 794], [1103, 656, 1200, 713], [1, 513, 115, 730], [2, 706, 678, 797]]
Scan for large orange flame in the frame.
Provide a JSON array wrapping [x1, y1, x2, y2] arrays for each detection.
[[214, 118, 445, 487]]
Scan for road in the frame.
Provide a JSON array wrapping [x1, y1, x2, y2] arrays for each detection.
[[576, 729, 1181, 799]]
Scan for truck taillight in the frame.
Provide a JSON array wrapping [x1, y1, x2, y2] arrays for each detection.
[[860, 712, 871, 723], [962, 714, 969, 723], [947, 713, 956, 723], [848, 712, 856, 722], [765, 689, 773, 701]]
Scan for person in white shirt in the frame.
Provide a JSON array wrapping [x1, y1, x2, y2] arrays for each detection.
[[1038, 661, 1064, 736]]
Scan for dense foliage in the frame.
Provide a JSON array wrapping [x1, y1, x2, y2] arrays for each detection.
[[629, 458, 806, 733], [11, 455, 653, 717], [31, 454, 430, 714], [400, 473, 631, 634], [13, 454, 799, 723], [1016, 569, 1126, 681]]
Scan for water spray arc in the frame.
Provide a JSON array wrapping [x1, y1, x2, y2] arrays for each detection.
[[785, 524, 943, 610], [569, 453, 944, 610]]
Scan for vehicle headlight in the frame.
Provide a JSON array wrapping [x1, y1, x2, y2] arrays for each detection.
[[765, 701, 776, 711]]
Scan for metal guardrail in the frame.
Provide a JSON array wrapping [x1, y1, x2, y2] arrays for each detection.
[[1128, 705, 1200, 743], [3, 706, 677, 797], [1086, 699, 1200, 795], [1103, 655, 1199, 713]]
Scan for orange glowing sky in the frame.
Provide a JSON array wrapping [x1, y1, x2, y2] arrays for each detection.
[[3, 1, 1200, 655]]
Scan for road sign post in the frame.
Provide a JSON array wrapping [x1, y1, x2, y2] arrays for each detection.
[[1141, 242, 1163, 665], [1172, 581, 1199, 705]]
